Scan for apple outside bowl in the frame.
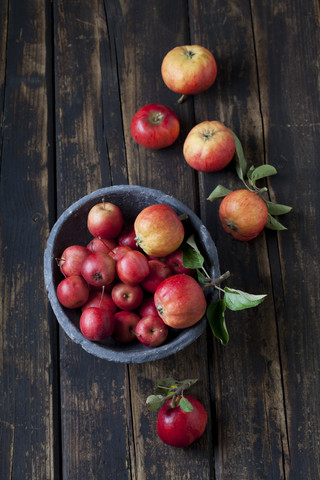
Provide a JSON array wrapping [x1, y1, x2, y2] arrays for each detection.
[[43, 185, 220, 363]]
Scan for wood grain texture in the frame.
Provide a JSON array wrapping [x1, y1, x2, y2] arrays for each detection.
[[53, 1, 131, 479], [0, 0, 58, 478]]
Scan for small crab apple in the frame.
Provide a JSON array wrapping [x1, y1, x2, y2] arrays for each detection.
[[183, 121, 236, 172], [108, 245, 132, 262], [134, 204, 185, 257], [138, 296, 159, 318], [57, 245, 90, 277], [81, 289, 117, 314], [140, 259, 172, 293], [80, 307, 115, 341], [87, 201, 123, 239], [81, 252, 116, 288], [116, 250, 150, 286], [130, 103, 180, 150], [111, 282, 144, 311], [165, 249, 195, 276], [112, 311, 141, 343], [157, 395, 207, 448], [135, 315, 168, 347], [219, 189, 268, 241], [87, 237, 117, 254], [56, 275, 89, 309], [154, 274, 207, 328], [118, 224, 140, 250]]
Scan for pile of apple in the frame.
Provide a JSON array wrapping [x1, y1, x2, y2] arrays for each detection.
[[55, 200, 207, 348]]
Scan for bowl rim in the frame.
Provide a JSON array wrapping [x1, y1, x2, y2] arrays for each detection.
[[44, 185, 220, 363]]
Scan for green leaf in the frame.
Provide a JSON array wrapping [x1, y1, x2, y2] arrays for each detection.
[[146, 395, 166, 411], [186, 234, 201, 255], [207, 185, 233, 202], [179, 396, 194, 413], [265, 214, 288, 230], [206, 300, 229, 345], [197, 269, 207, 284], [182, 244, 204, 270], [250, 165, 277, 182], [247, 165, 255, 181], [265, 201, 292, 215], [231, 131, 248, 181], [224, 287, 267, 311]]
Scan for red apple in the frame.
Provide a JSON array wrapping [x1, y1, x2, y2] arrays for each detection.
[[116, 250, 150, 286], [87, 236, 117, 254], [134, 204, 184, 257], [112, 311, 140, 343], [161, 45, 217, 98], [141, 259, 172, 293], [81, 252, 116, 288], [135, 315, 168, 347], [219, 189, 268, 241], [138, 296, 159, 318], [157, 395, 208, 447], [130, 103, 180, 149], [183, 121, 235, 172], [56, 275, 89, 309], [154, 274, 207, 328], [87, 201, 123, 239], [81, 289, 117, 314], [165, 249, 195, 276], [108, 245, 132, 262], [111, 282, 144, 311], [118, 225, 140, 250], [80, 307, 115, 341], [57, 245, 90, 277]]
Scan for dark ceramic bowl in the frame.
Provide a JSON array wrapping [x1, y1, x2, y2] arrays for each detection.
[[44, 185, 220, 363]]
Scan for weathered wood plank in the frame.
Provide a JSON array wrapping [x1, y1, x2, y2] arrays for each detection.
[[252, 1, 320, 478], [113, 1, 215, 478], [53, 0, 132, 478], [0, 0, 58, 478], [189, 0, 289, 478]]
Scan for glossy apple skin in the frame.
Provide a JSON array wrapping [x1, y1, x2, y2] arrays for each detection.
[[81, 252, 116, 288], [87, 237, 117, 254], [134, 204, 184, 257], [131, 103, 180, 149], [80, 307, 115, 341], [118, 224, 140, 250], [154, 274, 207, 328], [81, 290, 117, 314], [109, 245, 132, 262], [161, 45, 217, 95], [87, 202, 123, 239], [138, 296, 159, 318], [116, 250, 150, 286], [157, 395, 207, 448], [164, 249, 195, 276], [141, 260, 172, 293], [58, 245, 90, 277], [112, 311, 140, 343], [135, 315, 168, 347], [111, 282, 144, 311], [219, 189, 268, 241], [56, 275, 89, 309], [183, 121, 235, 172]]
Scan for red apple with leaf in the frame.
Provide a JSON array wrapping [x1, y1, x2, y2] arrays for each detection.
[[130, 103, 180, 149]]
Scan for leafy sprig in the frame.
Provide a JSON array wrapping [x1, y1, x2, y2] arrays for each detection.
[[146, 378, 198, 412], [207, 131, 292, 231], [182, 235, 267, 345]]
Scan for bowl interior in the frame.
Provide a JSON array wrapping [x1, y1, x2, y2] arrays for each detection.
[[44, 185, 220, 363]]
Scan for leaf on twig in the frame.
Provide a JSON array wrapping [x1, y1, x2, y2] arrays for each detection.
[[207, 184, 233, 202], [224, 287, 267, 311], [231, 131, 248, 181], [265, 214, 288, 230], [265, 201, 292, 215], [206, 300, 229, 345]]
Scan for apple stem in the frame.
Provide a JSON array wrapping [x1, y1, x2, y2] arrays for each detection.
[[177, 94, 188, 104], [98, 236, 113, 252], [98, 286, 105, 309], [178, 213, 188, 221], [202, 270, 231, 290]]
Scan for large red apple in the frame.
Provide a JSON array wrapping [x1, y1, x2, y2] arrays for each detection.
[[161, 45, 217, 98], [134, 204, 184, 257], [219, 189, 268, 241], [154, 274, 207, 328], [157, 395, 207, 447], [130, 103, 180, 149], [183, 121, 235, 172], [87, 201, 123, 239]]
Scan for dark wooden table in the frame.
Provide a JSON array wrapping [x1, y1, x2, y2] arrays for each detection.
[[1, 1, 320, 479]]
